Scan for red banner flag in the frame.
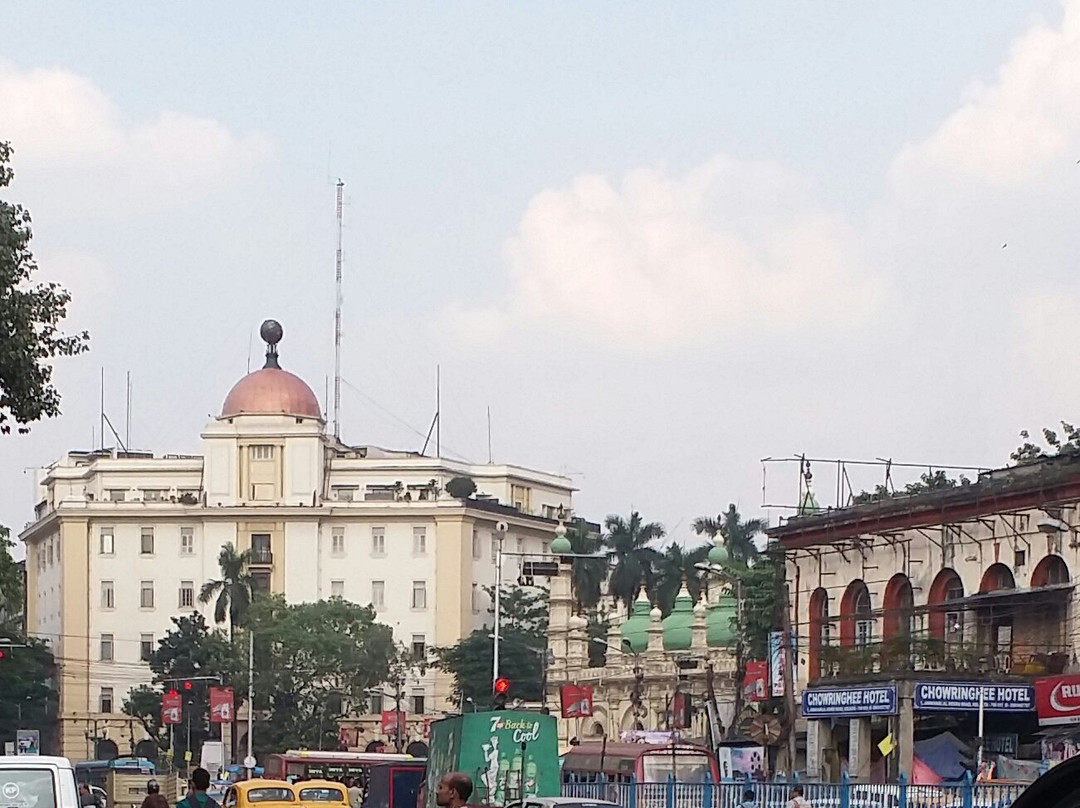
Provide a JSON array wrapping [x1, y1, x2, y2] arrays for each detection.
[[209, 687, 234, 723], [381, 710, 405, 735], [560, 685, 594, 718], [744, 661, 768, 702], [162, 691, 182, 725]]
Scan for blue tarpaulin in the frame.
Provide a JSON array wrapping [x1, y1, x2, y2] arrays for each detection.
[[913, 732, 973, 781]]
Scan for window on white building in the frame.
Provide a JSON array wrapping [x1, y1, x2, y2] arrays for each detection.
[[100, 687, 114, 714], [412, 692, 426, 715], [251, 534, 272, 564], [140, 634, 154, 661], [516, 537, 524, 554], [331, 580, 345, 599], [99, 527, 115, 555], [371, 527, 385, 556], [371, 581, 385, 610], [180, 527, 194, 555], [472, 529, 481, 559], [331, 527, 345, 556], [140, 527, 154, 555], [511, 484, 531, 512], [107, 489, 126, 502], [101, 581, 115, 610], [46, 543, 53, 566], [369, 693, 383, 713], [333, 487, 357, 502], [179, 581, 194, 609], [100, 634, 114, 662], [413, 527, 427, 555], [412, 581, 427, 610], [411, 635, 426, 660], [490, 536, 498, 564], [142, 489, 165, 502], [250, 445, 275, 461], [140, 581, 155, 609]]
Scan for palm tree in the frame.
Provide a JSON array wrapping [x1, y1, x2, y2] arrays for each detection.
[[654, 541, 712, 616], [602, 511, 664, 612], [199, 544, 254, 638], [565, 523, 606, 612], [693, 504, 766, 565]]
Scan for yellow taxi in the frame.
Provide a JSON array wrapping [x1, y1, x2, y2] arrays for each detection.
[[222, 779, 298, 808], [294, 780, 351, 808]]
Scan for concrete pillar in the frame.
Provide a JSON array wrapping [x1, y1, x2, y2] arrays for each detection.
[[897, 682, 915, 780], [848, 718, 872, 781], [807, 719, 829, 782]]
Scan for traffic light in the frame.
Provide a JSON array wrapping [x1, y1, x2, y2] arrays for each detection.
[[181, 680, 195, 693], [0, 649, 6, 661], [166, 689, 179, 698], [493, 677, 510, 710]]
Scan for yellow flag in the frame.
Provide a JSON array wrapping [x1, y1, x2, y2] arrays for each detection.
[[878, 734, 896, 757]]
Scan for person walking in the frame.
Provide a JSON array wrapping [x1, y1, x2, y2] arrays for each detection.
[[434, 774, 472, 808], [346, 776, 363, 808], [178, 768, 220, 808], [786, 786, 810, 808], [141, 781, 170, 808]]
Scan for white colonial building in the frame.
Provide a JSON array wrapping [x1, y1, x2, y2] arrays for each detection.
[[21, 321, 574, 761]]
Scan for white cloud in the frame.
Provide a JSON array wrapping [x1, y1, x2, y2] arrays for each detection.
[[0, 61, 273, 216], [457, 155, 881, 352], [890, 2, 1080, 190]]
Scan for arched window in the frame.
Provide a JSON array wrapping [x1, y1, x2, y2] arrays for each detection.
[[928, 568, 964, 644], [808, 588, 829, 678], [840, 580, 874, 648], [1032, 555, 1070, 587], [883, 574, 914, 643], [980, 563, 1016, 593]]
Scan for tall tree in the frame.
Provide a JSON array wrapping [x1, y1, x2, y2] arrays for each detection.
[[199, 544, 254, 637], [247, 596, 395, 755], [565, 522, 605, 611], [692, 504, 765, 565], [602, 512, 664, 611], [654, 541, 711, 616], [0, 141, 89, 435], [729, 553, 785, 661], [0, 525, 24, 631], [122, 613, 243, 759], [433, 586, 548, 709]]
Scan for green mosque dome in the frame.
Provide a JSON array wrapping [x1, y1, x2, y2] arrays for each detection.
[[662, 584, 695, 651], [620, 589, 652, 654], [706, 591, 738, 647]]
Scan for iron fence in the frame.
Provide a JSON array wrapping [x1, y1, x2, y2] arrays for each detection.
[[562, 774, 1030, 808]]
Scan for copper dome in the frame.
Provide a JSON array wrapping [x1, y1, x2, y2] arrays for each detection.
[[220, 368, 323, 420]]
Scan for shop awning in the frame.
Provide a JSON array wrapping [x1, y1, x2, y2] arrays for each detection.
[[943, 581, 1073, 608]]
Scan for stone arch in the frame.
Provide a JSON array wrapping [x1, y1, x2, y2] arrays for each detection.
[[882, 574, 914, 643], [839, 579, 873, 647], [133, 739, 159, 763], [980, 563, 1015, 593], [95, 739, 119, 761], [928, 568, 964, 640], [1032, 555, 1070, 587], [808, 587, 829, 679], [620, 705, 647, 733]]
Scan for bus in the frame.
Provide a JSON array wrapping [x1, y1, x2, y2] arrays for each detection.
[[561, 742, 719, 784], [75, 758, 156, 789], [263, 751, 421, 786]]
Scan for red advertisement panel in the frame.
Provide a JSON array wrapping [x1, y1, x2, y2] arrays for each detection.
[[1035, 675, 1080, 726], [560, 685, 594, 718], [209, 687, 234, 723], [744, 661, 768, 702], [162, 691, 182, 725], [381, 710, 406, 735]]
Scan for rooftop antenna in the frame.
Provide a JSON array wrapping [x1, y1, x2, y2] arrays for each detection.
[[125, 371, 132, 450], [99, 368, 104, 452], [436, 364, 441, 459], [487, 406, 492, 464], [333, 179, 344, 440]]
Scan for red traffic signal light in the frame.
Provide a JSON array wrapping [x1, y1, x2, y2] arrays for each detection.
[[0, 650, 6, 660], [494, 678, 510, 694], [167, 689, 179, 698], [182, 681, 194, 691]]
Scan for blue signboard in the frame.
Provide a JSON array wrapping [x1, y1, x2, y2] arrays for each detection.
[[914, 682, 1035, 712], [802, 686, 898, 718]]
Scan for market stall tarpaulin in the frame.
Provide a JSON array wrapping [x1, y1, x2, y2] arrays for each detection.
[[1035, 674, 1080, 726]]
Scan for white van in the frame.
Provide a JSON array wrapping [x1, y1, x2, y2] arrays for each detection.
[[0, 756, 80, 808]]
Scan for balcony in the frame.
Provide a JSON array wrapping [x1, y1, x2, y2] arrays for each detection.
[[249, 548, 273, 565], [814, 634, 1069, 682]]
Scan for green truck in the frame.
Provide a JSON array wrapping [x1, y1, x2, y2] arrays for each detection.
[[426, 711, 559, 807]]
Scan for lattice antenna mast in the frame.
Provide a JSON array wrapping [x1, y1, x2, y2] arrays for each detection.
[[333, 179, 344, 440]]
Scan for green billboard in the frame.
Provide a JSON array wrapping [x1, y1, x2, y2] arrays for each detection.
[[426, 711, 559, 807]]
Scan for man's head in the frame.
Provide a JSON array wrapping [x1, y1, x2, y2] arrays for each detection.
[[192, 768, 211, 792], [79, 785, 91, 794], [148, 781, 160, 795], [743, 790, 755, 803], [434, 773, 472, 808], [791, 787, 804, 798]]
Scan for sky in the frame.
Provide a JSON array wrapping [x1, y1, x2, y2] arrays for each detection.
[[2, 1, 1080, 546]]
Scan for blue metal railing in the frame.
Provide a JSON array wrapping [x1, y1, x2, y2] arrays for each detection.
[[562, 772, 1030, 808]]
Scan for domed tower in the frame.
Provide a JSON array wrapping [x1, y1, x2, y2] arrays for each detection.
[[203, 320, 326, 507]]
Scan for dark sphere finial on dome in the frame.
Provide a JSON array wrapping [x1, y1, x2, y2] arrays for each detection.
[[260, 319, 284, 346]]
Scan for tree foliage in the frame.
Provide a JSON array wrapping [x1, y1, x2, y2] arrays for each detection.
[[122, 613, 243, 758], [692, 504, 765, 565], [565, 522, 605, 611], [199, 544, 254, 636], [433, 586, 548, 709], [247, 596, 395, 755], [445, 476, 477, 499], [0, 525, 24, 630], [851, 469, 970, 505], [653, 541, 711, 616], [0, 142, 89, 435], [602, 512, 664, 611], [1012, 422, 1080, 464], [729, 553, 785, 661]]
